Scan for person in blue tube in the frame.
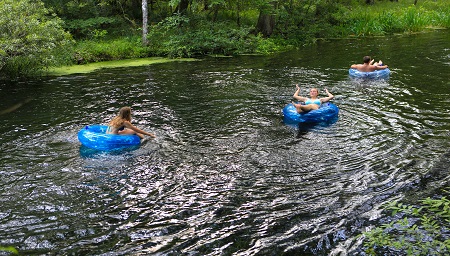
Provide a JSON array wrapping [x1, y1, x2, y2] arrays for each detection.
[[351, 55, 389, 72], [107, 106, 156, 140], [291, 84, 334, 113]]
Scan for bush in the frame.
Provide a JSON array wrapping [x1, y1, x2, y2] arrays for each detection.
[[0, 0, 72, 77], [73, 37, 150, 64], [147, 15, 258, 58]]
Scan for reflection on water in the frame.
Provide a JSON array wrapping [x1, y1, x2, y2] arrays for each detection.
[[0, 31, 449, 255]]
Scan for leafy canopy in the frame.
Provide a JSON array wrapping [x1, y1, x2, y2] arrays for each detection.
[[0, 0, 72, 77]]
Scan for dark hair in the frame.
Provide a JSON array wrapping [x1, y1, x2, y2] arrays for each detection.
[[363, 56, 371, 63]]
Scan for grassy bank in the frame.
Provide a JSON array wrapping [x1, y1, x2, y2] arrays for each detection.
[[344, 0, 450, 36], [57, 0, 449, 70]]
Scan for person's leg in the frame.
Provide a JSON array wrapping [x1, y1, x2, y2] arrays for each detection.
[[374, 60, 383, 66], [119, 128, 144, 139], [292, 102, 304, 113], [292, 102, 319, 113]]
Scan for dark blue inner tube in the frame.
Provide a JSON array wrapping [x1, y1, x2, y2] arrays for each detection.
[[283, 102, 339, 125], [78, 125, 140, 151], [348, 68, 390, 79]]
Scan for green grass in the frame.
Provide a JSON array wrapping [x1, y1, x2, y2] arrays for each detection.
[[344, 0, 450, 36], [72, 36, 151, 64]]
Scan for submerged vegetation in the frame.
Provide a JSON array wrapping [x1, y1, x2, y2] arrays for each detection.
[[0, 0, 449, 78]]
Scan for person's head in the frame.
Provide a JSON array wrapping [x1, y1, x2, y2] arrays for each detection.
[[363, 56, 371, 64], [309, 88, 319, 97], [118, 106, 132, 121]]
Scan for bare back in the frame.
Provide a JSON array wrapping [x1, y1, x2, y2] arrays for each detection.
[[351, 63, 388, 72]]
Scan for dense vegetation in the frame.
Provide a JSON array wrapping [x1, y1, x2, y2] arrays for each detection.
[[0, 0, 449, 77]]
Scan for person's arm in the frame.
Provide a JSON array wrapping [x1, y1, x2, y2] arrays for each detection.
[[124, 121, 156, 138], [374, 65, 388, 70], [293, 84, 307, 102], [350, 64, 359, 69], [320, 89, 334, 103]]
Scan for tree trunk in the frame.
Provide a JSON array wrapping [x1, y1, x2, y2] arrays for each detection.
[[255, 1, 277, 38], [142, 0, 148, 46], [176, 0, 189, 14], [414, 0, 418, 5], [255, 12, 275, 37], [236, 0, 241, 27]]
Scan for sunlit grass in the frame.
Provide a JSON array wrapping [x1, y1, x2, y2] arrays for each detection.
[[345, 0, 450, 36]]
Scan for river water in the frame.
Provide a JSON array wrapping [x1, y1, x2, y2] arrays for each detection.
[[0, 31, 449, 255]]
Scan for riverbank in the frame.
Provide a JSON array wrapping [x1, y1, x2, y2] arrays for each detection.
[[2, 0, 448, 79], [48, 29, 447, 76], [58, 1, 448, 71]]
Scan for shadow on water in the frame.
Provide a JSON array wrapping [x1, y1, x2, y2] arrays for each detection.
[[296, 117, 339, 138], [283, 115, 339, 137]]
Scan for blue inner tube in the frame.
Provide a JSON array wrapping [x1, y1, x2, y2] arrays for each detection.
[[78, 125, 140, 151], [283, 102, 339, 125], [348, 68, 390, 79]]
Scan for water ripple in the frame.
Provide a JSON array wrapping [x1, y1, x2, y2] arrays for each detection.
[[0, 32, 449, 255]]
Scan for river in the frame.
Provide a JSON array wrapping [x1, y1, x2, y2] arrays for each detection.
[[0, 30, 449, 255]]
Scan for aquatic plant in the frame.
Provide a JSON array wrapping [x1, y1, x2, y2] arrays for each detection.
[[0, 246, 18, 255], [362, 189, 450, 255]]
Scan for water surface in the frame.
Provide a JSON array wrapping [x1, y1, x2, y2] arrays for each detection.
[[0, 30, 449, 255]]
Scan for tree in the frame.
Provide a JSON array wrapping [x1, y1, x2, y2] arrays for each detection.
[[0, 0, 72, 77], [174, 0, 190, 14], [142, 0, 148, 45], [255, 0, 277, 37]]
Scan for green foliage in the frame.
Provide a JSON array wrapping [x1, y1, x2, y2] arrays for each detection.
[[64, 16, 120, 39], [7, 0, 448, 74], [255, 35, 293, 54], [273, 0, 351, 41], [403, 6, 430, 32], [362, 189, 450, 255], [0, 0, 73, 77], [147, 15, 258, 57], [73, 37, 150, 64], [344, 1, 450, 36]]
